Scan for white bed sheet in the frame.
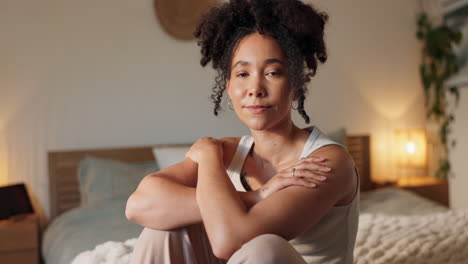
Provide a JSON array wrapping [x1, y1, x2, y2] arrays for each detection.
[[359, 187, 448, 215], [42, 196, 143, 264]]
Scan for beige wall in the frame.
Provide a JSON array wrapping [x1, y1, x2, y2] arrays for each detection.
[[0, 0, 426, 219], [308, 0, 426, 183], [450, 87, 468, 209]]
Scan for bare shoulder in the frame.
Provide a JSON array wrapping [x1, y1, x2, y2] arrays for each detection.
[[307, 144, 357, 204], [220, 136, 240, 145], [150, 137, 240, 188], [219, 137, 241, 169], [309, 144, 354, 166]]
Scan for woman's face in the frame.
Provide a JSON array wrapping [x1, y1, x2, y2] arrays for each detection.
[[227, 32, 295, 131]]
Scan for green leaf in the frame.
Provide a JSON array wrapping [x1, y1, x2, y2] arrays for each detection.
[[436, 159, 450, 179], [416, 11, 463, 179], [449, 114, 455, 121], [417, 13, 428, 28], [454, 31, 462, 44], [417, 31, 424, 39]]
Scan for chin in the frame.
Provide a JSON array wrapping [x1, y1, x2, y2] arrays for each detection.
[[241, 117, 274, 131]]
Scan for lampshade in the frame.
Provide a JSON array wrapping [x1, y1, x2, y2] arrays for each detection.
[[394, 129, 428, 177]]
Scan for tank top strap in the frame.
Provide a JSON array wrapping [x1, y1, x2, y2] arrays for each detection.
[[227, 135, 254, 191], [299, 126, 346, 159]]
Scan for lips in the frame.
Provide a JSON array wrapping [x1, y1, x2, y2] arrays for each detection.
[[244, 105, 271, 114], [246, 105, 270, 108]]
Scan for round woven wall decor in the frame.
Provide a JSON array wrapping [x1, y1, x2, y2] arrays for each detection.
[[154, 0, 219, 41]]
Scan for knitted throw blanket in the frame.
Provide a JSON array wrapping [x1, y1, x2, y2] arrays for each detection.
[[354, 210, 468, 264]]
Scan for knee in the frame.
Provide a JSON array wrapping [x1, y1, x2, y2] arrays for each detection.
[[229, 234, 298, 263], [246, 234, 289, 250]]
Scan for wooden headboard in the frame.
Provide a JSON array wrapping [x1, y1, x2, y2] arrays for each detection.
[[48, 135, 371, 221]]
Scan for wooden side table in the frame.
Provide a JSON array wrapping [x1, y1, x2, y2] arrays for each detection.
[[0, 214, 39, 264], [396, 176, 449, 207]]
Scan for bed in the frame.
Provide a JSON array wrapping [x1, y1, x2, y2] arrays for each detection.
[[41, 133, 468, 264]]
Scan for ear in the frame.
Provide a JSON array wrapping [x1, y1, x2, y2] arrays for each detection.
[[226, 79, 231, 97]]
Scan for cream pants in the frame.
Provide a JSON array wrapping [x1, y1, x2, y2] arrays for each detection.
[[130, 223, 307, 264]]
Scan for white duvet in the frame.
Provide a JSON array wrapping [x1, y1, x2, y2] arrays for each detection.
[[71, 188, 468, 264], [71, 239, 137, 264]]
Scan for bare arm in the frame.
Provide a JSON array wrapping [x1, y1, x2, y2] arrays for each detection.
[[126, 137, 329, 232], [195, 142, 355, 260], [125, 158, 261, 230], [125, 172, 200, 230]]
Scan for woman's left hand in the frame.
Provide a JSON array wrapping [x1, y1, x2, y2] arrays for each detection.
[[185, 137, 224, 164]]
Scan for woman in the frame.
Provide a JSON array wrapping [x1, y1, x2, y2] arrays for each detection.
[[126, 0, 359, 263]]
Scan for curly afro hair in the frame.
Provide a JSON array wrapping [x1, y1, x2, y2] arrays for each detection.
[[193, 0, 329, 124]]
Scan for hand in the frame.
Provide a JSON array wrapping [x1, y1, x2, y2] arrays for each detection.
[[185, 137, 224, 164], [258, 156, 331, 200]]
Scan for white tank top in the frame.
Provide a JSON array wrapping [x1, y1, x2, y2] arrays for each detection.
[[226, 126, 360, 264]]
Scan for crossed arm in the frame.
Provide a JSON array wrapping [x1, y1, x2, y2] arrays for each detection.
[[125, 159, 260, 230], [195, 140, 355, 259], [126, 137, 355, 260]]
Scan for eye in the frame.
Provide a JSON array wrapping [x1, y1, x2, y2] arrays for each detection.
[[236, 72, 249, 78], [267, 71, 281, 77], [267, 72, 281, 77]]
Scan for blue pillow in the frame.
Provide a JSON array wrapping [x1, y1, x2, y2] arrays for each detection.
[[77, 156, 159, 206]]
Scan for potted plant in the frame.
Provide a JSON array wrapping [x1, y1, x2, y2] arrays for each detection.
[[416, 12, 462, 178]]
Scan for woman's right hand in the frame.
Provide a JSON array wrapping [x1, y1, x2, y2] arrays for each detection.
[[257, 156, 331, 200]]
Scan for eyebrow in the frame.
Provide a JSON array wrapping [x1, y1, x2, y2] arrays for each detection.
[[232, 58, 284, 69]]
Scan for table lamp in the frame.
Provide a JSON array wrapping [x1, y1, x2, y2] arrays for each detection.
[[394, 129, 429, 186]]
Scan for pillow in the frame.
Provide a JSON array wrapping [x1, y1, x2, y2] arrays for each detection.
[[152, 145, 191, 169], [77, 156, 159, 206], [327, 127, 347, 146]]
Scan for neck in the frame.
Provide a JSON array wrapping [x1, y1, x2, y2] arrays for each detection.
[[249, 119, 310, 170]]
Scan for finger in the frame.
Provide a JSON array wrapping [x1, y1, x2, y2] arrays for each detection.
[[278, 170, 327, 182], [293, 162, 332, 173], [306, 156, 326, 162], [278, 159, 330, 175], [278, 158, 308, 171], [280, 176, 318, 188], [289, 169, 328, 181], [277, 177, 320, 189], [281, 162, 331, 174]]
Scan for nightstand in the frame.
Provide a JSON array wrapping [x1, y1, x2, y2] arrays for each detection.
[[396, 176, 449, 207], [0, 214, 39, 264]]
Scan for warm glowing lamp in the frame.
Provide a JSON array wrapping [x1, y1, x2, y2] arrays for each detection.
[[395, 129, 427, 168], [394, 129, 430, 186]]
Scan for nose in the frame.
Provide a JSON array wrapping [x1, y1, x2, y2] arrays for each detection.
[[248, 78, 267, 98]]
